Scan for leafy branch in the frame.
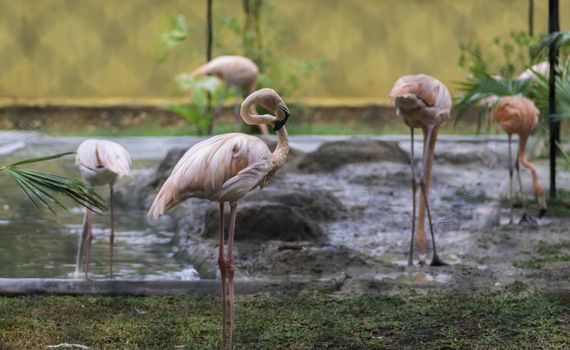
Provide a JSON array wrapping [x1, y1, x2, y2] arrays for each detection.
[[0, 152, 107, 214]]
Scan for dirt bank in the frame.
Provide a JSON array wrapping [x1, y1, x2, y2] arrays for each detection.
[[119, 137, 570, 294]]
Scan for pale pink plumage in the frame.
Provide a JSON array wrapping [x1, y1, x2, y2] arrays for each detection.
[[147, 88, 289, 350], [74, 139, 132, 279], [389, 74, 451, 267], [76, 139, 132, 185], [147, 133, 271, 219], [518, 61, 550, 81], [191, 55, 259, 94]]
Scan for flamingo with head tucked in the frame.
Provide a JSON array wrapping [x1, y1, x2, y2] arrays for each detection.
[[191, 55, 269, 136], [389, 74, 451, 267], [491, 96, 546, 223], [148, 88, 289, 350], [75, 139, 132, 279]]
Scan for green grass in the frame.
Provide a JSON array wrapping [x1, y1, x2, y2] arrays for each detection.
[[515, 240, 570, 269], [1, 291, 570, 349]]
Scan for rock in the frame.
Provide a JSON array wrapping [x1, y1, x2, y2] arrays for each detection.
[[203, 203, 324, 242], [243, 187, 345, 221], [298, 140, 409, 173], [436, 144, 500, 168], [244, 241, 376, 277]]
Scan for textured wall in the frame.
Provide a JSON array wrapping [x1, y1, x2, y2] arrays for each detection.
[[0, 0, 568, 101]]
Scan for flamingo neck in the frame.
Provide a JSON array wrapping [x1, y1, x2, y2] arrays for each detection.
[[271, 127, 289, 171], [240, 97, 276, 126]]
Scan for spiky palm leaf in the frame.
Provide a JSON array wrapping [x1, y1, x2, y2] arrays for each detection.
[[535, 31, 570, 58], [0, 152, 106, 214], [528, 61, 570, 119], [455, 75, 534, 132]]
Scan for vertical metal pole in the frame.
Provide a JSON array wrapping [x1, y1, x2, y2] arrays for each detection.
[[548, 0, 559, 199], [528, 0, 534, 36], [206, 0, 213, 61]]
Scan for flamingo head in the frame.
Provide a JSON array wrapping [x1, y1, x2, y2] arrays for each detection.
[[274, 101, 290, 131]]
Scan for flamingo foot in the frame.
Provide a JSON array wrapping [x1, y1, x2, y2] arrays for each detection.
[[519, 212, 538, 225], [430, 254, 448, 267]]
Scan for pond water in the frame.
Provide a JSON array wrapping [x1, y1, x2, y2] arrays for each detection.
[[0, 135, 202, 280], [0, 134, 337, 280]]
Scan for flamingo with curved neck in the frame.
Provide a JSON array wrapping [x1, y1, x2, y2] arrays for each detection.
[[148, 88, 289, 350]]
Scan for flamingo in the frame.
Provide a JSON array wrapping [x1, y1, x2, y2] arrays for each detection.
[[191, 55, 269, 136], [491, 96, 546, 223], [148, 88, 289, 350], [518, 61, 551, 81], [74, 139, 132, 279], [389, 74, 451, 266]]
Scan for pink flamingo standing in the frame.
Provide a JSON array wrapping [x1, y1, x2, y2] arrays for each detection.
[[148, 88, 289, 350], [389, 74, 451, 266], [491, 96, 546, 223], [191, 55, 269, 136], [75, 139, 132, 279]]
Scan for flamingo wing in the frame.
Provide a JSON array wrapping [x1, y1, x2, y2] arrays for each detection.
[[76, 140, 132, 176], [148, 133, 270, 219], [389, 74, 452, 110]]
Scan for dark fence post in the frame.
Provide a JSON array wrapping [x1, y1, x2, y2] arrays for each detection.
[[548, 0, 559, 199], [206, 0, 213, 61]]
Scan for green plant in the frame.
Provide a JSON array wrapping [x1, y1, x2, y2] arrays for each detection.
[[164, 75, 237, 135], [0, 152, 106, 213], [458, 31, 540, 79]]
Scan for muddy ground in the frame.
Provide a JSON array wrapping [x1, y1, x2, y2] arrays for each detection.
[[118, 137, 570, 295]]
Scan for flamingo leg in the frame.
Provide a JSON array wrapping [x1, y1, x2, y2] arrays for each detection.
[[508, 134, 514, 224], [408, 127, 417, 266], [419, 127, 446, 267], [109, 184, 115, 279], [515, 152, 536, 224], [217, 202, 227, 350], [75, 191, 92, 278], [226, 202, 238, 350], [84, 199, 94, 279]]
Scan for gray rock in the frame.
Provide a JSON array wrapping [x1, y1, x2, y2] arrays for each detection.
[[243, 187, 345, 221], [298, 140, 409, 173], [203, 203, 324, 242]]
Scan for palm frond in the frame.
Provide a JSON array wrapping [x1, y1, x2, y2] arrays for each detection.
[[0, 152, 107, 213], [529, 61, 570, 119], [454, 75, 534, 132], [535, 32, 570, 60]]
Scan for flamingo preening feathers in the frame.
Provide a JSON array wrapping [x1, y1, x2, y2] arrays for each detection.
[[148, 88, 290, 350], [389, 74, 451, 266], [75, 139, 132, 279]]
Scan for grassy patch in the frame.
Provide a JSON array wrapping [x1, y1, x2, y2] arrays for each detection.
[[1, 291, 569, 349], [514, 240, 570, 269], [547, 189, 570, 218]]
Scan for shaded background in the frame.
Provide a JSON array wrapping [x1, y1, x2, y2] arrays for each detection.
[[0, 0, 568, 102]]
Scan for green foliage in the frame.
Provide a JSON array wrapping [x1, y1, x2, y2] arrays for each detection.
[[0, 152, 106, 214], [529, 61, 570, 118], [455, 75, 534, 131], [458, 31, 540, 79], [534, 31, 570, 60], [216, 6, 325, 98], [164, 75, 237, 135], [156, 15, 190, 64]]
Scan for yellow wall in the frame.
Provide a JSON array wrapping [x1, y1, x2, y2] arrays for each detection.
[[0, 0, 568, 102]]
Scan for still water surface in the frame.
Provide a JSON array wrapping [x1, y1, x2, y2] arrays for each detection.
[[0, 136, 200, 280]]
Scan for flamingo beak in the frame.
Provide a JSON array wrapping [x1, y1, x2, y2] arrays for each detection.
[[274, 105, 290, 131], [538, 208, 546, 218]]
